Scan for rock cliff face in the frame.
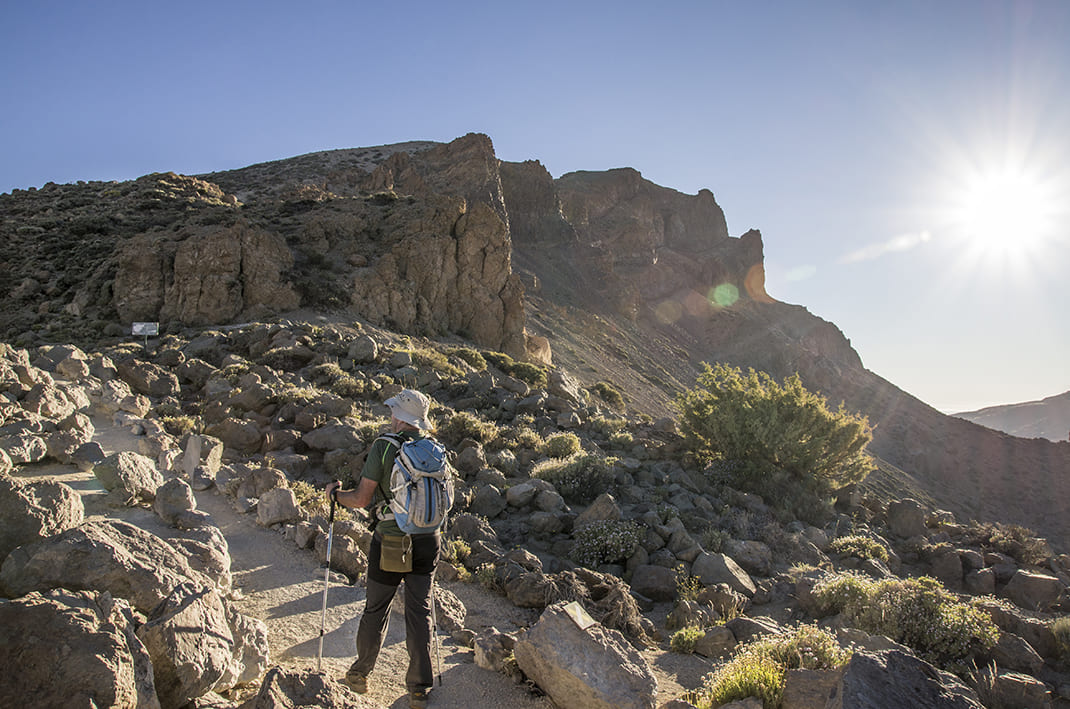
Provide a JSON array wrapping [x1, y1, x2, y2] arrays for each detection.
[[2, 132, 1068, 544]]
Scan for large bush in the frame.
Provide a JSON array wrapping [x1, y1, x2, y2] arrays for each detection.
[[812, 574, 999, 672], [677, 363, 874, 499], [532, 454, 615, 504]]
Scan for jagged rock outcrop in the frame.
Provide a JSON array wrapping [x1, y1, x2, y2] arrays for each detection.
[[0, 589, 161, 709]]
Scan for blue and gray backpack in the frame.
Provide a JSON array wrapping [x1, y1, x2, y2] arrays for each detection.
[[376, 434, 455, 534]]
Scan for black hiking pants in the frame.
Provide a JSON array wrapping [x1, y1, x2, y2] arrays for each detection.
[[351, 531, 441, 692]]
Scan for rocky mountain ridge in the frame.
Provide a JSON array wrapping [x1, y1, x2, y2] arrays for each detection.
[[1, 132, 1068, 548]]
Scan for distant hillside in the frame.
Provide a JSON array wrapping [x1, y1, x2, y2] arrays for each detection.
[[955, 391, 1070, 442]]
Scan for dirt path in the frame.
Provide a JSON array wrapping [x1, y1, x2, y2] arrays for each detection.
[[14, 417, 710, 708]]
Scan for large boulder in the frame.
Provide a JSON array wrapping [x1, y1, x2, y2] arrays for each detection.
[[257, 487, 303, 527], [0, 589, 161, 709], [0, 519, 211, 613], [691, 552, 757, 597], [827, 650, 982, 709], [1002, 569, 1066, 612], [136, 583, 233, 709], [154, 478, 197, 527], [513, 601, 657, 709], [205, 417, 263, 456], [887, 498, 928, 539], [117, 358, 181, 399], [94, 450, 164, 502], [0, 476, 84, 561], [244, 667, 371, 709]]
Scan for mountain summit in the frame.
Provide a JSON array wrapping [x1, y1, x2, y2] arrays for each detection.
[[1, 132, 1067, 547]]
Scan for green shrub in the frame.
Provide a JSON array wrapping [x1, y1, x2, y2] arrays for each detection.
[[963, 521, 1051, 567], [609, 431, 634, 448], [272, 383, 321, 405], [532, 454, 616, 504], [1051, 617, 1070, 665], [450, 347, 487, 370], [540, 432, 582, 458], [291, 480, 352, 522], [593, 381, 625, 407], [160, 415, 198, 436], [830, 534, 889, 562], [442, 538, 471, 564], [510, 361, 547, 388], [439, 411, 499, 446], [587, 415, 628, 437], [696, 651, 784, 708], [675, 564, 702, 603], [306, 362, 366, 398], [495, 424, 543, 452], [482, 351, 515, 372], [670, 625, 704, 654], [694, 625, 849, 709], [813, 574, 999, 671], [410, 347, 463, 378], [677, 363, 874, 504], [570, 519, 643, 568]]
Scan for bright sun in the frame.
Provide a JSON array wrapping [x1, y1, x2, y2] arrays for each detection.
[[947, 164, 1058, 260]]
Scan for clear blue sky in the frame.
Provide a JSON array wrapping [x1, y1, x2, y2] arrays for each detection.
[[3, 1, 1068, 413]]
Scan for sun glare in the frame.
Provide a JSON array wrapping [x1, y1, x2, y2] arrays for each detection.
[[947, 164, 1059, 261]]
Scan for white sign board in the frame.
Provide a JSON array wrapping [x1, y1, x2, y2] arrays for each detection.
[[132, 322, 159, 336]]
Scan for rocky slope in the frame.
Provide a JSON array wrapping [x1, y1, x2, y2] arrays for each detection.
[[1, 132, 1068, 548], [2, 325, 1070, 708]]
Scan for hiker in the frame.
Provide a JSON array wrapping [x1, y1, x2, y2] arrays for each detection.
[[326, 388, 442, 709]]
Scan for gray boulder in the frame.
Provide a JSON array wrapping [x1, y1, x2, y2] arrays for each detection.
[[0, 475, 84, 561], [827, 650, 982, 709], [630, 564, 677, 602], [0, 519, 211, 614], [117, 358, 181, 398], [0, 433, 48, 463], [154, 478, 197, 527], [244, 667, 367, 709], [0, 589, 160, 709], [257, 487, 303, 527], [204, 417, 263, 456], [514, 601, 657, 709], [887, 498, 928, 539], [94, 450, 164, 502], [691, 552, 757, 597], [301, 422, 364, 451], [1002, 569, 1066, 612], [136, 583, 234, 708]]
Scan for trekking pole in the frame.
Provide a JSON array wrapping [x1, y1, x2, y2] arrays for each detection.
[[317, 485, 338, 673], [430, 577, 442, 686]]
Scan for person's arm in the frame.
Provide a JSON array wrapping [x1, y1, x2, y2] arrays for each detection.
[[327, 477, 378, 510]]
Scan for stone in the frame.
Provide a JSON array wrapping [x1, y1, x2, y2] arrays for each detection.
[[154, 477, 197, 527], [691, 552, 757, 597], [665, 600, 718, 631], [301, 422, 364, 451], [474, 627, 518, 673], [505, 481, 539, 508], [0, 519, 212, 615], [575, 492, 622, 528], [243, 667, 364, 709], [347, 335, 378, 363], [930, 548, 964, 590], [0, 589, 160, 709], [117, 357, 181, 398], [0, 433, 48, 463], [964, 567, 996, 596], [22, 382, 77, 419], [205, 417, 263, 456], [827, 650, 983, 709], [723, 538, 773, 578], [726, 615, 783, 644], [0, 476, 84, 561], [1003, 569, 1066, 612], [257, 487, 303, 527], [514, 601, 658, 709], [470, 484, 507, 519], [782, 667, 846, 709], [989, 631, 1044, 675], [94, 450, 164, 502], [136, 583, 234, 708], [694, 626, 737, 659], [988, 671, 1053, 709], [217, 600, 270, 689], [887, 498, 928, 538], [629, 564, 678, 602]]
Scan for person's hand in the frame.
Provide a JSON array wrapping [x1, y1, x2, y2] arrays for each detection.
[[325, 480, 341, 503]]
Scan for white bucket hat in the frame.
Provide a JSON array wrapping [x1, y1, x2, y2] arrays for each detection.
[[385, 389, 432, 430]]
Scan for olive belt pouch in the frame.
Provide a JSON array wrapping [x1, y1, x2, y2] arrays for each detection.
[[379, 533, 413, 573]]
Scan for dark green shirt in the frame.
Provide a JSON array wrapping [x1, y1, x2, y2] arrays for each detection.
[[360, 430, 427, 536]]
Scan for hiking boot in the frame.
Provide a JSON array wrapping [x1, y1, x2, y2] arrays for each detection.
[[409, 689, 429, 708], [343, 669, 368, 693]]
